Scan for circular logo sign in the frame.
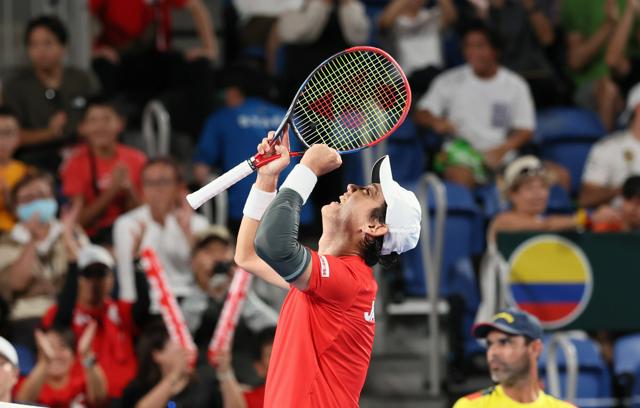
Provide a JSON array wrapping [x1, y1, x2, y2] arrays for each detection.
[[507, 235, 593, 329]]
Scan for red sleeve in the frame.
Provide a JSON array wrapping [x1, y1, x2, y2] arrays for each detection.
[[88, 0, 105, 13], [243, 385, 265, 408], [304, 250, 362, 308], [60, 155, 88, 198], [172, 0, 190, 8]]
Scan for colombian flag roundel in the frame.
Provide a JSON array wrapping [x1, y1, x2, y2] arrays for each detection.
[[507, 235, 593, 329]]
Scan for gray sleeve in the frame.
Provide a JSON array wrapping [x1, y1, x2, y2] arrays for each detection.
[[254, 188, 311, 283]]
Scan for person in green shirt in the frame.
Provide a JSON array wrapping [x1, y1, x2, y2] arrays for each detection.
[[561, 0, 626, 131]]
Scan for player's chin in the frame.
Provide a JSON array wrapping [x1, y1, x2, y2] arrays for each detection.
[[321, 201, 341, 215]]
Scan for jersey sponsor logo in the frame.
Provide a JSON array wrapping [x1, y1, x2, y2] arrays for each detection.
[[320, 255, 330, 278], [364, 300, 375, 323]]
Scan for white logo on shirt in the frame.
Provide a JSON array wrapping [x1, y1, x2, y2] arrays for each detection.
[[364, 300, 375, 323], [320, 255, 330, 278]]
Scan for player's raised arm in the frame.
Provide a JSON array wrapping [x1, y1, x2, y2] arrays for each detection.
[[254, 145, 342, 292], [234, 131, 290, 290]]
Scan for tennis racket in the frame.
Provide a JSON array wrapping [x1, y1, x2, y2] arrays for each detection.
[[186, 46, 411, 210]]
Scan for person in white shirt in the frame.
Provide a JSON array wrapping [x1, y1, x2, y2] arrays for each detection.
[[379, 0, 458, 97], [415, 21, 536, 187], [580, 82, 640, 208], [113, 158, 209, 308]]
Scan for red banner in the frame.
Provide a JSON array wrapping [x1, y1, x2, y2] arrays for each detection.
[[141, 248, 197, 366]]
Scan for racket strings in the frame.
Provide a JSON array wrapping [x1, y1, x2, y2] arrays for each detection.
[[292, 50, 408, 152]]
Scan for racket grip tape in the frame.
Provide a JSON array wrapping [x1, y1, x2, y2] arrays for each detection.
[[187, 159, 255, 209]]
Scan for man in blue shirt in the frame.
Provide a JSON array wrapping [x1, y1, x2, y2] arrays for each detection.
[[193, 64, 313, 230]]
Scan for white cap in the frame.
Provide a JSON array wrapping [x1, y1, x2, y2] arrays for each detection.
[[0, 336, 18, 367], [78, 244, 115, 270], [371, 156, 422, 255], [503, 155, 549, 191], [623, 82, 640, 123]]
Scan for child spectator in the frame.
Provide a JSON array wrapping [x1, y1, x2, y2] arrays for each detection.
[[0, 337, 19, 403], [61, 97, 146, 246], [1, 16, 99, 173], [14, 324, 108, 407], [215, 326, 276, 408], [0, 107, 28, 232]]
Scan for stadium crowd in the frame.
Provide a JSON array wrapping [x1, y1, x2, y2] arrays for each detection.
[[0, 0, 639, 406]]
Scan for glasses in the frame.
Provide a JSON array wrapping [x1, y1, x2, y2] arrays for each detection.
[[142, 178, 177, 188]]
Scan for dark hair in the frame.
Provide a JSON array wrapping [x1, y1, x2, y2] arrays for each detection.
[[135, 321, 170, 387], [82, 95, 124, 119], [223, 59, 272, 98], [361, 202, 399, 267], [461, 19, 503, 52], [623, 176, 640, 199], [10, 169, 54, 210], [25, 15, 68, 46], [252, 326, 276, 362], [0, 106, 18, 121], [192, 234, 232, 257], [141, 156, 183, 183], [41, 325, 76, 351]]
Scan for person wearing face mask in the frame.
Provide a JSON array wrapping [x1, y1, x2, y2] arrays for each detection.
[[0, 171, 88, 353]]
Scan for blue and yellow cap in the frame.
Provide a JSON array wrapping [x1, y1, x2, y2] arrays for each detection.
[[472, 309, 543, 340]]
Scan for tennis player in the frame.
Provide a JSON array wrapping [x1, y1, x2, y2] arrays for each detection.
[[234, 129, 421, 407]]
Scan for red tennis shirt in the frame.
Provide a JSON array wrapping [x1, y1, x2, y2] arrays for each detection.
[[264, 250, 378, 408]]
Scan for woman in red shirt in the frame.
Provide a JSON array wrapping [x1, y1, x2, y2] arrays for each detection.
[[15, 322, 107, 407]]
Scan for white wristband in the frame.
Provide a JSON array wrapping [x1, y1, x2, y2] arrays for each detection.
[[280, 164, 317, 204], [243, 184, 277, 221]]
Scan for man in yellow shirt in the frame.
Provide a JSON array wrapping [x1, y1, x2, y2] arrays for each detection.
[[453, 309, 576, 408], [0, 107, 28, 231]]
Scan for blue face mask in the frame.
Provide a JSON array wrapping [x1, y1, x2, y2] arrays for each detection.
[[16, 198, 58, 223]]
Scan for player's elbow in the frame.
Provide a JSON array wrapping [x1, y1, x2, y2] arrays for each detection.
[[254, 229, 290, 264]]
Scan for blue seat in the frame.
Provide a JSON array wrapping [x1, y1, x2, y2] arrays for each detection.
[[547, 184, 574, 215], [614, 333, 640, 376], [535, 107, 606, 195], [15, 344, 35, 376], [403, 181, 482, 297], [539, 335, 613, 408]]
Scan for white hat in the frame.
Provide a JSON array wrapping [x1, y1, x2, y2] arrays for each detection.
[[0, 336, 18, 367], [623, 83, 640, 123], [503, 155, 549, 191], [78, 244, 115, 270], [371, 156, 422, 255]]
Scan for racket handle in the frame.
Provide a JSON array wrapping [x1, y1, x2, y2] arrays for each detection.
[[186, 160, 255, 209]]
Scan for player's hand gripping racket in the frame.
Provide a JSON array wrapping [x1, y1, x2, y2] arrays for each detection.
[[186, 46, 412, 209]]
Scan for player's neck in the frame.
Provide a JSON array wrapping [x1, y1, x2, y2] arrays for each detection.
[[501, 376, 540, 404], [318, 232, 360, 258]]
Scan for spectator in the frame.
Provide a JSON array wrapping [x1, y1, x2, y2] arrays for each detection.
[[561, 0, 623, 131], [61, 97, 146, 246], [121, 321, 220, 407], [215, 326, 276, 408], [415, 21, 535, 187], [184, 226, 278, 354], [1, 16, 99, 174], [41, 244, 151, 399], [90, 0, 219, 139], [592, 175, 640, 232], [378, 0, 458, 98], [580, 82, 640, 208], [193, 63, 313, 231], [0, 336, 19, 403], [605, 0, 640, 98], [14, 324, 108, 407], [0, 107, 29, 232], [469, 0, 568, 107], [453, 309, 574, 407], [0, 171, 87, 352], [113, 157, 208, 308], [274, 0, 369, 99], [489, 155, 613, 243]]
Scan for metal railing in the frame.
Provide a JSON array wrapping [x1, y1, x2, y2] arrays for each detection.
[[416, 173, 447, 397], [142, 100, 171, 157], [546, 332, 579, 403]]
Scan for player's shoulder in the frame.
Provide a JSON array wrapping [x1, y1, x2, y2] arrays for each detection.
[[453, 386, 497, 407]]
